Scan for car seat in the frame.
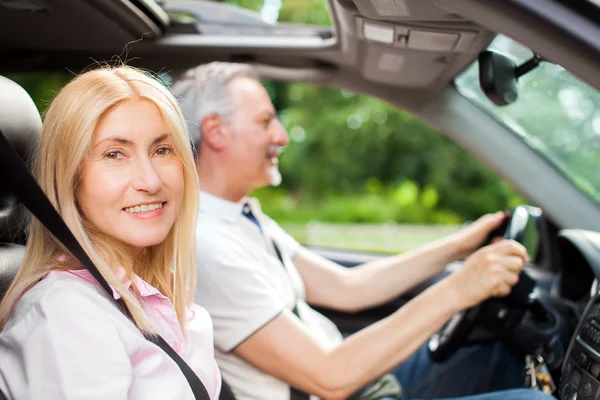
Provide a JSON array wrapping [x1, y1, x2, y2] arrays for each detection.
[[0, 74, 40, 301], [0, 75, 42, 400]]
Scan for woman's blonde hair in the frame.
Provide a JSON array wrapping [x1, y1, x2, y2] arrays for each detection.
[[0, 66, 199, 333]]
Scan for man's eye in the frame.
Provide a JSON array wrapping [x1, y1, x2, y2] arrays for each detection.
[[104, 151, 124, 160], [263, 119, 272, 128], [155, 146, 173, 156]]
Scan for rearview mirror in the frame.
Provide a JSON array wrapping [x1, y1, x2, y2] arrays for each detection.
[[478, 51, 518, 106], [478, 50, 544, 106]]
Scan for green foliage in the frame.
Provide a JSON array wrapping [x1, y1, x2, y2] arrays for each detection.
[[219, 0, 331, 26], [255, 82, 525, 224], [254, 185, 464, 225], [278, 0, 332, 26], [8, 73, 72, 114]]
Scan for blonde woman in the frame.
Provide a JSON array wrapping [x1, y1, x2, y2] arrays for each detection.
[[0, 66, 221, 399]]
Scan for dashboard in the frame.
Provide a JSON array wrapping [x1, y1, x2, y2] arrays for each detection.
[[558, 230, 600, 400]]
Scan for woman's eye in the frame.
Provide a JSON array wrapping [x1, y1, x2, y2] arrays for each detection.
[[104, 151, 124, 160], [155, 146, 173, 157]]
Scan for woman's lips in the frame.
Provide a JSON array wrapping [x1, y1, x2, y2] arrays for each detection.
[[123, 202, 166, 219]]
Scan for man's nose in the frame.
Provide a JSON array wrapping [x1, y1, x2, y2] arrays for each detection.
[[131, 157, 162, 194], [273, 119, 290, 146]]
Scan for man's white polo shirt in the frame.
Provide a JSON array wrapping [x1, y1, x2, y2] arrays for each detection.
[[195, 191, 343, 400]]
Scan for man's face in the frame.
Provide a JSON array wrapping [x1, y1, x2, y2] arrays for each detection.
[[225, 77, 290, 190]]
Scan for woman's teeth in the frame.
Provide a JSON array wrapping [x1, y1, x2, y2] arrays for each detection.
[[124, 203, 163, 214]]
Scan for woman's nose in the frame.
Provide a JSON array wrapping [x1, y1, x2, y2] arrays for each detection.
[[131, 157, 162, 193]]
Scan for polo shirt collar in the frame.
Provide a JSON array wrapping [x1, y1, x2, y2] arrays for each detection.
[[200, 190, 255, 223]]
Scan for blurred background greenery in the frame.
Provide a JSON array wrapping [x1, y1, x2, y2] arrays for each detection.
[[7, 0, 528, 253]]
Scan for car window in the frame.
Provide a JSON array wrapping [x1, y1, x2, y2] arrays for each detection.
[[194, 0, 331, 25], [255, 81, 526, 254], [455, 35, 600, 206]]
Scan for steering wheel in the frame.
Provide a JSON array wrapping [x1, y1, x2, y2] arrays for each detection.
[[427, 205, 543, 362]]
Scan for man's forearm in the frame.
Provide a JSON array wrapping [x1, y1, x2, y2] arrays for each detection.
[[336, 235, 461, 311], [313, 279, 463, 399]]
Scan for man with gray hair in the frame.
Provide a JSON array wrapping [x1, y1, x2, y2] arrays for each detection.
[[172, 62, 282, 186], [172, 62, 552, 400]]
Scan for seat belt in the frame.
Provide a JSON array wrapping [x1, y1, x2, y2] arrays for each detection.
[[242, 206, 310, 400], [0, 132, 211, 400], [271, 241, 311, 400]]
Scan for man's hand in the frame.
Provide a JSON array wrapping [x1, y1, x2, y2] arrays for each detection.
[[445, 239, 530, 310], [448, 211, 507, 260]]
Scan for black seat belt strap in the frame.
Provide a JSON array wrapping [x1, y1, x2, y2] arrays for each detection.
[[0, 132, 210, 400], [241, 207, 310, 400], [270, 242, 310, 400], [271, 241, 302, 317]]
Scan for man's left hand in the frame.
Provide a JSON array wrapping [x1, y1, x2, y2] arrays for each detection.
[[448, 211, 506, 260]]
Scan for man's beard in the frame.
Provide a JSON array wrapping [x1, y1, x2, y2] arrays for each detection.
[[268, 165, 282, 187], [266, 145, 283, 187]]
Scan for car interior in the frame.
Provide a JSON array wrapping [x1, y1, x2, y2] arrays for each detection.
[[2, 1, 600, 399]]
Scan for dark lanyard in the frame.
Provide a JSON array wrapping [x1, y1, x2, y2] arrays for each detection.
[[0, 131, 210, 400]]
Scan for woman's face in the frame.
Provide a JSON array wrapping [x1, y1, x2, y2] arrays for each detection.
[[77, 99, 185, 250]]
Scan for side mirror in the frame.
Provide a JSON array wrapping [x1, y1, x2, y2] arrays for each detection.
[[478, 50, 544, 106]]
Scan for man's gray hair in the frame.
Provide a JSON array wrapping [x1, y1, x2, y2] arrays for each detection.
[[172, 62, 257, 146]]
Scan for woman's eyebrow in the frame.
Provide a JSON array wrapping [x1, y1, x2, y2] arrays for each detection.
[[95, 133, 170, 148], [151, 133, 170, 146], [95, 136, 133, 147]]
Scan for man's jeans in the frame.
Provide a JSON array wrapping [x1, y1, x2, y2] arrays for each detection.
[[383, 342, 556, 400]]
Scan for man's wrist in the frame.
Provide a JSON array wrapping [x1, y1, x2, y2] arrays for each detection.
[[435, 276, 467, 313], [434, 234, 465, 265]]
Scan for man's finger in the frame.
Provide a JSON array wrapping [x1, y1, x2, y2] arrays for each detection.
[[493, 282, 512, 297], [494, 240, 529, 262], [498, 255, 525, 273], [499, 268, 520, 286]]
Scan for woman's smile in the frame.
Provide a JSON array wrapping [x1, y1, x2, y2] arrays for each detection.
[[123, 201, 167, 219]]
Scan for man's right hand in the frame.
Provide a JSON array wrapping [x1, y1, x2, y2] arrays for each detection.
[[446, 239, 530, 310]]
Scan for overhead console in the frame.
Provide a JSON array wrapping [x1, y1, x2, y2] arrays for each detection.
[[357, 18, 478, 53], [352, 15, 486, 87], [330, 0, 493, 89]]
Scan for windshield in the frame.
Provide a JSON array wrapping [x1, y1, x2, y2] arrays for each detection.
[[455, 35, 600, 204]]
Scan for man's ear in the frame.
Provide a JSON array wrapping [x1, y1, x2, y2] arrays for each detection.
[[200, 114, 227, 151]]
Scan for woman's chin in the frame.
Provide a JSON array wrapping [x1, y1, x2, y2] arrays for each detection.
[[121, 233, 170, 250]]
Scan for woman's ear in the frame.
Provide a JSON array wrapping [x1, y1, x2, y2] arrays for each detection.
[[200, 114, 226, 151]]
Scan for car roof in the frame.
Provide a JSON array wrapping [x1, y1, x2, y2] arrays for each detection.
[[1, 0, 598, 108]]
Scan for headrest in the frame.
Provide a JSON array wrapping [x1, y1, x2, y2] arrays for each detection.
[[0, 76, 42, 243]]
